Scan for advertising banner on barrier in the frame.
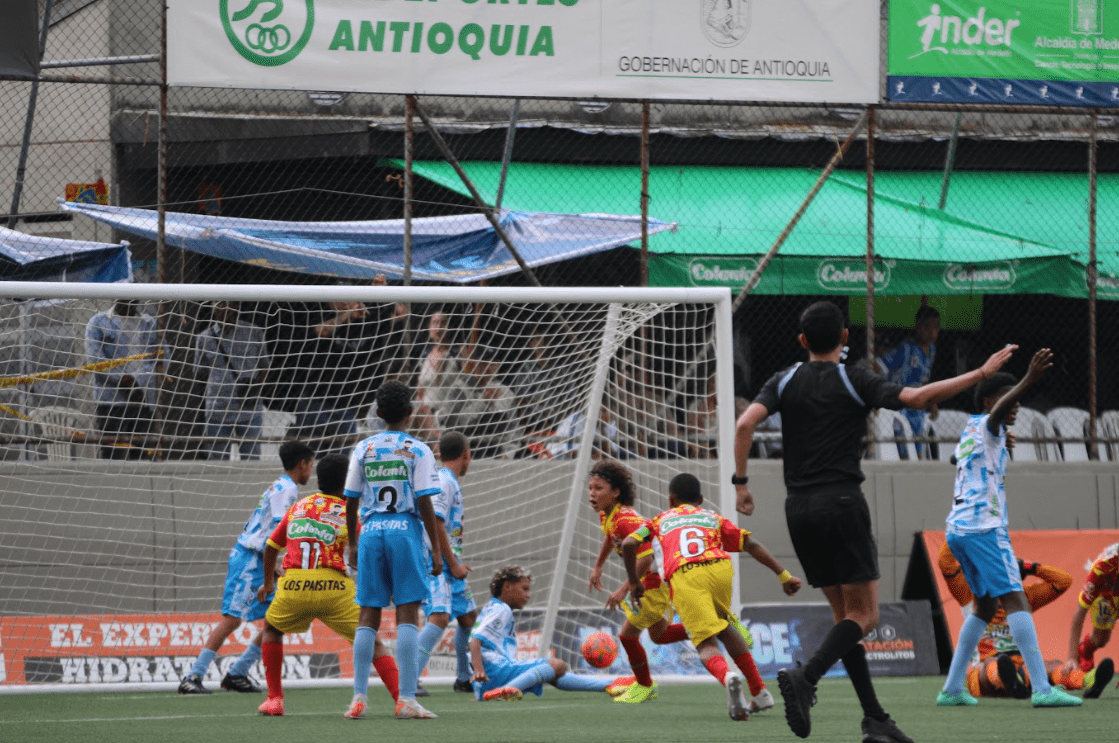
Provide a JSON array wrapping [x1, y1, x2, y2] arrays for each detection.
[[888, 0, 1119, 106], [2, 602, 937, 688], [922, 530, 1119, 663], [0, 612, 375, 687], [167, 0, 879, 103]]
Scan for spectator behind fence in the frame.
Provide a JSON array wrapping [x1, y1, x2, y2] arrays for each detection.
[[879, 305, 941, 458], [284, 275, 407, 456], [512, 329, 570, 436], [194, 301, 270, 461], [687, 373, 719, 459], [84, 299, 167, 459], [615, 353, 686, 459], [442, 346, 517, 458], [415, 310, 460, 425]]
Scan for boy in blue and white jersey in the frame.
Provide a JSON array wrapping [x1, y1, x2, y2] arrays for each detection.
[[344, 381, 445, 721], [937, 348, 1081, 709], [179, 440, 315, 695], [416, 431, 478, 696], [469, 565, 628, 702]]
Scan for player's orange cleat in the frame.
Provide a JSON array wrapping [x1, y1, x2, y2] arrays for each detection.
[[258, 696, 284, 716], [395, 697, 438, 718], [343, 692, 368, 720], [605, 675, 637, 696], [482, 686, 523, 702]]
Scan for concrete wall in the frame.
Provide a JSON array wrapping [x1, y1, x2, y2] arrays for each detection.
[[2, 458, 1116, 617]]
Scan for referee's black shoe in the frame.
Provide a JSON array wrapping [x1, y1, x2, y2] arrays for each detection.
[[415, 682, 431, 697], [861, 714, 914, 743], [221, 672, 263, 693], [453, 679, 474, 693], [776, 663, 815, 739]]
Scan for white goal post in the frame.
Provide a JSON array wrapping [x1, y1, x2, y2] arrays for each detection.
[[0, 281, 734, 692]]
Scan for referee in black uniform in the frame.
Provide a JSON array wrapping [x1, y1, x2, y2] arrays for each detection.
[[732, 301, 1013, 743]]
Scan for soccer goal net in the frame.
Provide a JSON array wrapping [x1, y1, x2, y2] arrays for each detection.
[[0, 282, 733, 692]]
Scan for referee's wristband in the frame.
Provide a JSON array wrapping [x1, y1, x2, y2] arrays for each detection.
[[777, 569, 793, 584], [730, 473, 749, 486]]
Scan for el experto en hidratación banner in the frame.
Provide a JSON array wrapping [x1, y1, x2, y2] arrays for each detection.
[[888, 0, 1119, 106], [167, 0, 879, 103]]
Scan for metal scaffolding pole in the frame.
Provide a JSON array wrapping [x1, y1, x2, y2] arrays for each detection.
[[8, 0, 53, 229]]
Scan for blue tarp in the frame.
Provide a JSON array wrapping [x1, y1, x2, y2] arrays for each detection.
[[0, 226, 132, 283], [59, 202, 676, 284]]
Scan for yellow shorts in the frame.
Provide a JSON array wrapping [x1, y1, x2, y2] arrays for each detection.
[[624, 582, 673, 631], [265, 568, 359, 642], [1090, 595, 1119, 631], [668, 559, 733, 647]]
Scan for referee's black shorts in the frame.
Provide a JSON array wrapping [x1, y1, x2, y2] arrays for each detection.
[[785, 484, 879, 588]]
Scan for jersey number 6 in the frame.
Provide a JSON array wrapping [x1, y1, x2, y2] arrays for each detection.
[[680, 527, 706, 559]]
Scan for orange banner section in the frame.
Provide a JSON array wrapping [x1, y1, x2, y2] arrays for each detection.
[[923, 529, 1119, 664], [0, 611, 396, 686]]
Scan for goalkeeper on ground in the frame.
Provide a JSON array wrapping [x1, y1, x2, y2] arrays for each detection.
[[937, 542, 1089, 697], [254, 453, 399, 716]]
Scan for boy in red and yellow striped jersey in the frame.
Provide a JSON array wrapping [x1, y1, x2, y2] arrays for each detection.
[[255, 453, 399, 717], [622, 472, 800, 721], [586, 460, 690, 703]]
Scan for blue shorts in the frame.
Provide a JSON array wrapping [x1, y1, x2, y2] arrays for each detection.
[[222, 544, 270, 621], [474, 657, 549, 699], [423, 561, 478, 619], [946, 527, 1023, 599], [355, 514, 430, 608]]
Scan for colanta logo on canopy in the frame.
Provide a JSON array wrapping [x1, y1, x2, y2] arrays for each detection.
[[816, 259, 890, 291], [221, 0, 315, 66], [688, 258, 759, 286], [942, 261, 1016, 290]]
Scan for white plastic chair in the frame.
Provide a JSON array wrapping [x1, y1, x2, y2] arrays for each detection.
[[259, 408, 295, 461], [925, 409, 971, 462], [1008, 407, 1061, 462], [872, 409, 915, 461], [1046, 407, 1091, 462], [1101, 411, 1119, 461], [29, 406, 92, 461]]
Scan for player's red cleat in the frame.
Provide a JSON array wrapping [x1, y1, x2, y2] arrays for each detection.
[[344, 692, 368, 720], [258, 697, 284, 716], [482, 687, 523, 702]]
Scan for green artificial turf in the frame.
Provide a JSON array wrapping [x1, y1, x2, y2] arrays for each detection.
[[1, 676, 1110, 743]]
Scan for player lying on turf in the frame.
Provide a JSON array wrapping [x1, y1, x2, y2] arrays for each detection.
[[622, 472, 800, 722], [587, 459, 693, 705], [470, 565, 631, 701], [936, 542, 1100, 697], [254, 453, 399, 716], [1061, 541, 1119, 699]]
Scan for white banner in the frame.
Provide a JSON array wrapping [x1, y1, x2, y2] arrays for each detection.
[[168, 0, 879, 103]]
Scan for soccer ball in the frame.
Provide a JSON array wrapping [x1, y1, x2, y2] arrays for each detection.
[[581, 631, 618, 669]]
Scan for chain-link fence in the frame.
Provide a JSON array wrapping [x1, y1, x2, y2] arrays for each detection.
[[2, 0, 1117, 460]]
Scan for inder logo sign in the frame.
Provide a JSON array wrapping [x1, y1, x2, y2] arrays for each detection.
[[221, 0, 315, 66], [887, 0, 1119, 106]]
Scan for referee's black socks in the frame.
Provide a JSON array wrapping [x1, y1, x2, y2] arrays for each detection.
[[804, 618, 864, 685]]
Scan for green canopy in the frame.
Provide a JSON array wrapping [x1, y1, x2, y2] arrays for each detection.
[[389, 160, 1118, 300]]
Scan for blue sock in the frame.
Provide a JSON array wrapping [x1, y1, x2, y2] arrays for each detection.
[[188, 648, 216, 680], [228, 642, 261, 677], [397, 623, 420, 699], [417, 622, 444, 677], [1007, 610, 1051, 694], [508, 662, 556, 691], [352, 626, 376, 696], [554, 673, 610, 692], [455, 624, 472, 682], [943, 613, 987, 695]]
